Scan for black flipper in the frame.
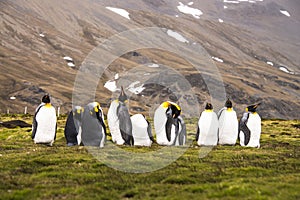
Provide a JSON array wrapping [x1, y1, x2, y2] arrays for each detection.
[[239, 113, 251, 145], [131, 135, 134, 146], [64, 111, 76, 144], [54, 123, 57, 141], [96, 111, 107, 136], [165, 116, 173, 142], [31, 105, 44, 139], [146, 119, 155, 143], [195, 125, 200, 141], [32, 120, 37, 139], [217, 107, 226, 119]]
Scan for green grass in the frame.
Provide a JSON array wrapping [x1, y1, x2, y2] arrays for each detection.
[[0, 114, 299, 200]]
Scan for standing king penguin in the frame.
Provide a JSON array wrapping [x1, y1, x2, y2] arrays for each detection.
[[196, 103, 219, 146], [107, 87, 133, 145], [81, 102, 106, 147], [154, 101, 186, 146], [239, 103, 261, 148], [64, 106, 83, 146], [131, 114, 154, 147], [32, 95, 57, 146], [217, 99, 238, 145]]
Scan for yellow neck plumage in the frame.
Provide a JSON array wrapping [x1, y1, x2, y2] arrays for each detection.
[[162, 101, 170, 108], [44, 103, 52, 108], [162, 101, 181, 111]]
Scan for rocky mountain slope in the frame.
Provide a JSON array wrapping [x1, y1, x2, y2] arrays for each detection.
[[0, 0, 299, 119]]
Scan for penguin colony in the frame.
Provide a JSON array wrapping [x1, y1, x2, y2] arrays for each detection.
[[34, 92, 262, 148]]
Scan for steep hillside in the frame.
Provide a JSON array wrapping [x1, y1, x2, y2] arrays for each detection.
[[0, 0, 299, 119]]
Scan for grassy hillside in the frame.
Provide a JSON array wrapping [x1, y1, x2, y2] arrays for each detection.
[[0, 114, 299, 200]]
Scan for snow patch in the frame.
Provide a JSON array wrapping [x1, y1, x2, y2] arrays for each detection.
[[188, 2, 194, 5], [106, 7, 130, 20], [64, 56, 75, 67], [148, 63, 160, 68], [279, 66, 294, 74], [39, 33, 45, 37], [267, 61, 273, 66], [63, 56, 73, 61], [177, 2, 203, 19], [219, 18, 224, 23], [127, 81, 145, 94], [10, 96, 16, 100], [212, 56, 224, 63], [224, 0, 240, 4], [224, 5, 228, 9], [280, 10, 291, 17], [67, 62, 75, 67], [104, 80, 118, 92], [224, 0, 263, 4], [167, 30, 189, 43], [115, 73, 119, 80]]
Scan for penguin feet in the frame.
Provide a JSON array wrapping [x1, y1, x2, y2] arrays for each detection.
[[67, 142, 77, 147]]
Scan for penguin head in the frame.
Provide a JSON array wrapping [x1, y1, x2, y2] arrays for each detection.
[[225, 98, 232, 108], [87, 102, 101, 116], [42, 94, 50, 104], [163, 101, 181, 118], [73, 106, 82, 113], [73, 106, 83, 115], [246, 103, 261, 113], [118, 86, 128, 103], [162, 101, 171, 109], [170, 103, 181, 118], [93, 102, 101, 113], [205, 103, 213, 110]]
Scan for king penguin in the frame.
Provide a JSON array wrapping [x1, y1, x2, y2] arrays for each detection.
[[154, 101, 186, 146], [107, 87, 133, 145], [81, 102, 106, 147], [196, 103, 219, 146], [217, 99, 238, 145], [64, 106, 83, 146], [239, 103, 261, 148], [131, 114, 155, 147], [32, 94, 57, 146]]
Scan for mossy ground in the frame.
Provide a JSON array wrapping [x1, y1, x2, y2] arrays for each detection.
[[0, 114, 299, 200]]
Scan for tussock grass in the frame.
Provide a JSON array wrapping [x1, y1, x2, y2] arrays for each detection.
[[0, 114, 299, 199]]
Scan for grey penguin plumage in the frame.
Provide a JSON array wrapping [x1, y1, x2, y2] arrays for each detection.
[[117, 87, 133, 146], [81, 102, 106, 147], [64, 106, 83, 146]]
